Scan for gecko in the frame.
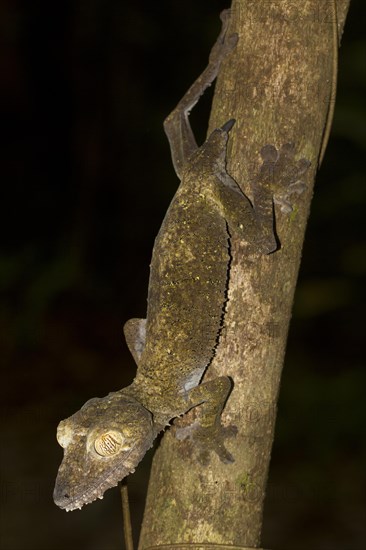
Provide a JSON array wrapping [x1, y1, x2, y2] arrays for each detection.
[[53, 10, 310, 512]]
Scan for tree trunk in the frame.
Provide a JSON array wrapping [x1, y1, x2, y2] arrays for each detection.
[[138, 1, 350, 548]]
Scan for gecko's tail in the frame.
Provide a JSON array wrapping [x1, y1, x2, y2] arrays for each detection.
[[189, 118, 235, 173], [221, 118, 236, 133]]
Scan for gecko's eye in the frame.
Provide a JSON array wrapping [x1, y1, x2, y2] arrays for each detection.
[[94, 430, 126, 457]]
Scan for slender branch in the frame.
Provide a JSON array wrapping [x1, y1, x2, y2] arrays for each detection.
[[119, 480, 134, 550]]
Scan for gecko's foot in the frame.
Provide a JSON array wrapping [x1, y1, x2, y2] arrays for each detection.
[[208, 9, 238, 66], [195, 423, 238, 465], [259, 143, 311, 214], [176, 421, 237, 465]]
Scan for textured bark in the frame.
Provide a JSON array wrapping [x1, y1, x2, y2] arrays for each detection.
[[138, 1, 350, 548]]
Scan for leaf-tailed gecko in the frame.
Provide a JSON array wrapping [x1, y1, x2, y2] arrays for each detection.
[[53, 10, 309, 511]]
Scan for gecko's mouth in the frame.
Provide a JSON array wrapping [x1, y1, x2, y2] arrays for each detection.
[[54, 482, 111, 512], [53, 460, 133, 511]]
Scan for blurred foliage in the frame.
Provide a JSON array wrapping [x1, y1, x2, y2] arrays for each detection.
[[0, 0, 365, 549]]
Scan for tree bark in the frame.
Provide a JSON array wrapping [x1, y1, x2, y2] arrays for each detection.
[[138, 1, 350, 548]]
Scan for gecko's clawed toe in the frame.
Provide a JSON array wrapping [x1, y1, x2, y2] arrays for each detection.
[[193, 422, 237, 465]]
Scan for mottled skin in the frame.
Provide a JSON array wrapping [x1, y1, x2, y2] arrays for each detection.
[[54, 10, 310, 512]]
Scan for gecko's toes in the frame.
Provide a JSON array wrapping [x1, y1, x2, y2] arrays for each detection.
[[197, 441, 234, 466], [226, 33, 239, 49], [260, 144, 278, 162], [220, 448, 235, 464], [280, 142, 296, 158], [297, 158, 311, 174], [197, 449, 211, 466], [193, 423, 237, 465], [224, 424, 238, 438], [220, 8, 231, 24]]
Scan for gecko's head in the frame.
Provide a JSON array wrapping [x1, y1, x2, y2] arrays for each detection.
[[53, 392, 154, 511]]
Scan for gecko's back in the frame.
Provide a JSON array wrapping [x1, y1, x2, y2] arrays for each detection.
[[138, 167, 230, 394]]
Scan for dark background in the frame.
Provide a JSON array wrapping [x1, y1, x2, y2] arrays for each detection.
[[0, 1, 365, 549]]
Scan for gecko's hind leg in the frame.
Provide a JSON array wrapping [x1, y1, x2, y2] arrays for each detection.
[[195, 121, 277, 254], [163, 10, 238, 179]]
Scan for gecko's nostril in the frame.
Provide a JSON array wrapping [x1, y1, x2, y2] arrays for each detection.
[[64, 493, 70, 499]]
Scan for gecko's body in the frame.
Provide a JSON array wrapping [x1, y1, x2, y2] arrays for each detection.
[[54, 11, 309, 512], [135, 167, 230, 409]]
